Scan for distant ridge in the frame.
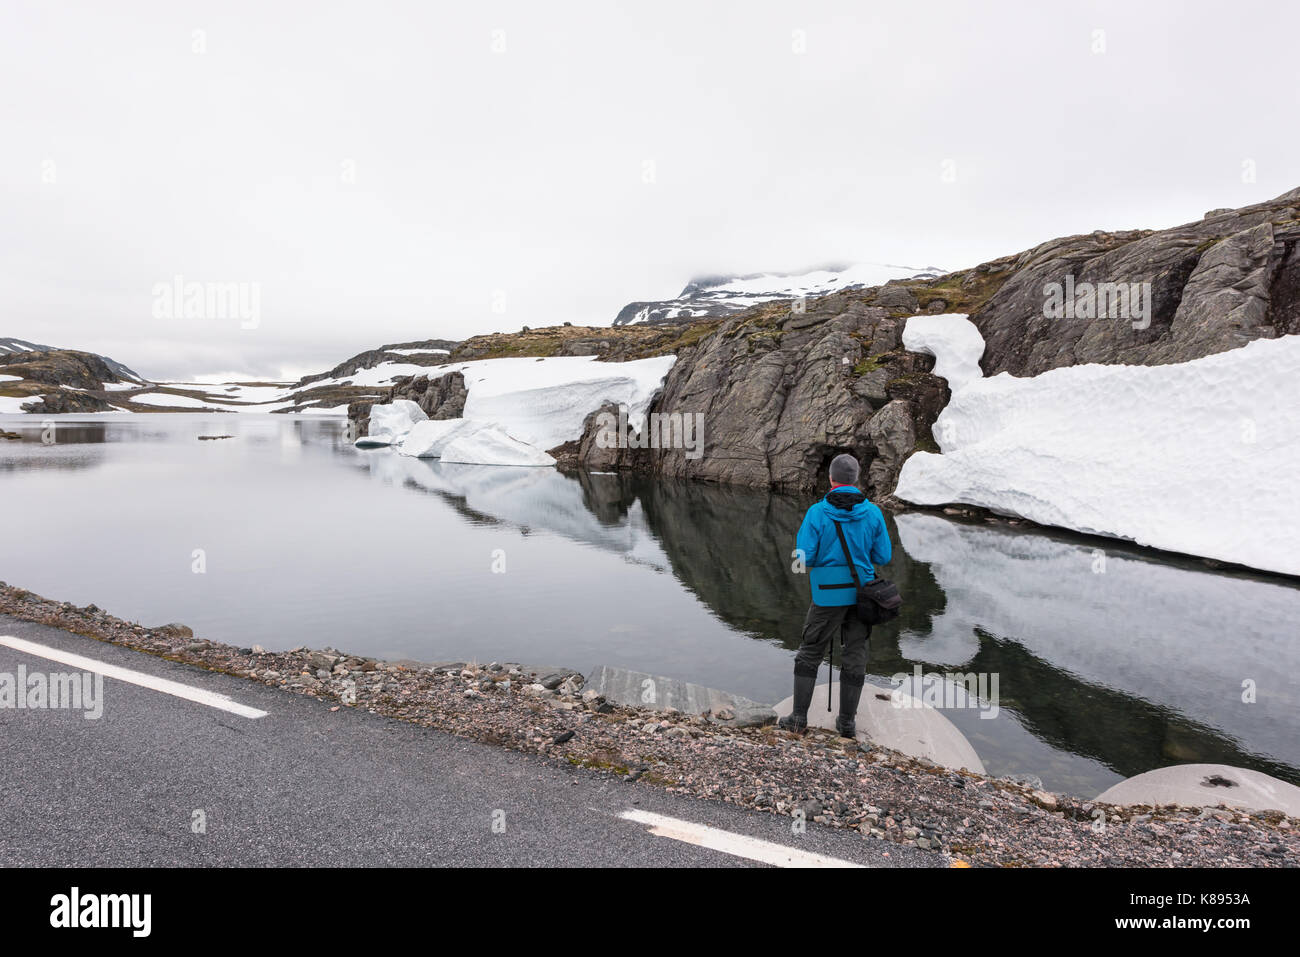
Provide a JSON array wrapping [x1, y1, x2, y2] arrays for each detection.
[[0, 337, 147, 384], [612, 262, 945, 326]]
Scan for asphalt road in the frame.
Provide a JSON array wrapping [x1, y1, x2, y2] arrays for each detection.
[[0, 614, 937, 868]]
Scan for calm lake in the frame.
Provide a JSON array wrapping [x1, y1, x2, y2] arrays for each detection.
[[3, 412, 1298, 799]]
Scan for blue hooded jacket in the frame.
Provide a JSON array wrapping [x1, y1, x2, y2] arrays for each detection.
[[797, 485, 892, 606]]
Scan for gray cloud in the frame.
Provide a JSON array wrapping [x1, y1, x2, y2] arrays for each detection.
[[2, 0, 1296, 380]]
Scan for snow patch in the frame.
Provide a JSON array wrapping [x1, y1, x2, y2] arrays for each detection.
[[900, 314, 984, 391], [895, 317, 1300, 577], [396, 418, 487, 458], [616, 263, 945, 325], [441, 427, 557, 467], [129, 391, 216, 409], [363, 354, 675, 466], [367, 400, 427, 442], [454, 355, 675, 450]]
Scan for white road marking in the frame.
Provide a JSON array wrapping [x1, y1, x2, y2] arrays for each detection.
[[618, 808, 867, 868], [0, 635, 268, 719]]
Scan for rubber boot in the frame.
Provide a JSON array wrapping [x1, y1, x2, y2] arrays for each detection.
[[778, 674, 816, 734], [835, 678, 864, 739]]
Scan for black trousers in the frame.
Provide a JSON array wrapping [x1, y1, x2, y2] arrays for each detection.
[[793, 603, 869, 685]]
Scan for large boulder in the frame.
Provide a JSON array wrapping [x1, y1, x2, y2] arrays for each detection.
[[968, 187, 1300, 376], [393, 369, 467, 419], [606, 297, 877, 492], [866, 400, 916, 494], [586, 294, 947, 497]]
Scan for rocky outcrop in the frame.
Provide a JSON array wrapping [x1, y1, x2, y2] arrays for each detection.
[[0, 347, 145, 412], [967, 187, 1300, 376], [559, 295, 951, 497], [0, 348, 140, 392], [348, 369, 466, 435], [394, 370, 467, 419], [445, 323, 700, 362], [357, 187, 1300, 497], [295, 339, 459, 388], [865, 400, 917, 494], [562, 186, 1300, 496], [549, 402, 638, 472], [0, 339, 145, 383], [19, 390, 114, 414]]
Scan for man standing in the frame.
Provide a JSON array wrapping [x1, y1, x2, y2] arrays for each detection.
[[779, 453, 892, 738]]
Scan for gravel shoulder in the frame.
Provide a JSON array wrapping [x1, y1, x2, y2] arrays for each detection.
[[2, 581, 1295, 867]]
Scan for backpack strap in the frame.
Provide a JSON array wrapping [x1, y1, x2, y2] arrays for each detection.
[[832, 520, 864, 589]]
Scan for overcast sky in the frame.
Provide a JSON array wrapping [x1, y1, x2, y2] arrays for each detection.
[[3, 0, 1297, 381]]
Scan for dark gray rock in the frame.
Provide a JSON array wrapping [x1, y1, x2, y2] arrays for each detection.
[[588, 294, 943, 496], [874, 282, 919, 312], [969, 186, 1300, 376], [350, 368, 466, 434], [866, 400, 916, 494]]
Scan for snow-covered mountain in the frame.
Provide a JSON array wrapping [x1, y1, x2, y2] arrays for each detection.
[[612, 262, 945, 326]]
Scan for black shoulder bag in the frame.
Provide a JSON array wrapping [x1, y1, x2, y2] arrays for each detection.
[[831, 521, 901, 625]]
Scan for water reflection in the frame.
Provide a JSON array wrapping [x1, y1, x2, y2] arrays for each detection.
[[2, 412, 1297, 797], [365, 451, 1300, 793]]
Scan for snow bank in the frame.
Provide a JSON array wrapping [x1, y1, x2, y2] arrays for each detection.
[[895, 315, 1300, 576], [396, 418, 487, 458], [128, 391, 215, 408], [359, 354, 675, 467], [441, 427, 556, 467], [451, 355, 675, 450], [367, 400, 427, 442]]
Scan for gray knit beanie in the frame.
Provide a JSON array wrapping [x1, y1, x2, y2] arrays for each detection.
[[828, 453, 860, 486]]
